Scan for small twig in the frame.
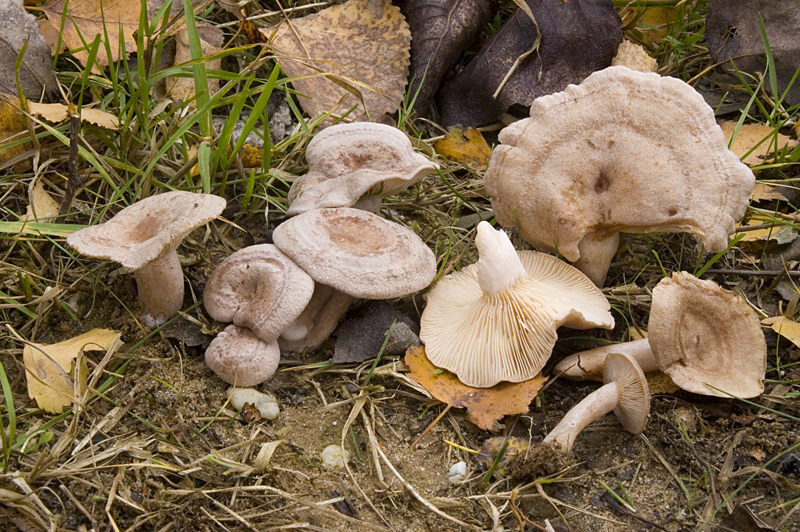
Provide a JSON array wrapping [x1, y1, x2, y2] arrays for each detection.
[[59, 112, 81, 216], [410, 403, 452, 450], [600, 492, 669, 531], [703, 268, 800, 278]]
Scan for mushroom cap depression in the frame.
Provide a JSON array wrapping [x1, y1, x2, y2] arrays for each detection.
[[420, 222, 613, 388], [272, 207, 436, 299], [649, 271, 766, 397], [204, 244, 315, 343], [67, 191, 226, 269], [287, 123, 438, 215], [484, 66, 754, 263]]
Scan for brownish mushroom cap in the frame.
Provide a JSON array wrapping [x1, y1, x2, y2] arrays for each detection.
[[484, 66, 755, 285], [67, 191, 226, 327], [272, 207, 436, 299], [287, 123, 438, 215], [544, 352, 650, 451], [205, 325, 280, 386], [203, 244, 314, 343], [420, 221, 613, 388]]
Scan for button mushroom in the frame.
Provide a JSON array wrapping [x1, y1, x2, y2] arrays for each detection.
[[205, 325, 280, 387], [286, 122, 439, 215], [554, 272, 767, 398], [484, 65, 755, 285], [67, 191, 226, 327], [419, 221, 613, 388]]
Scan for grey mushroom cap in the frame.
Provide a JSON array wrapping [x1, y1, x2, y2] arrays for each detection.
[[205, 325, 280, 386], [204, 244, 315, 343], [272, 207, 436, 299]]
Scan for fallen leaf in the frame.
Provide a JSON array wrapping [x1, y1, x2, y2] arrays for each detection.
[[433, 127, 492, 168], [0, 0, 57, 98], [762, 316, 800, 349], [24, 180, 60, 221], [476, 436, 530, 477], [750, 182, 788, 202], [738, 219, 797, 245], [720, 121, 798, 167], [437, 0, 622, 127], [405, 0, 496, 116], [267, 0, 411, 123], [611, 40, 657, 73], [164, 23, 223, 105], [253, 440, 285, 472], [28, 102, 120, 129], [619, 6, 676, 46], [707, 0, 800, 106], [712, 504, 777, 532], [24, 328, 122, 413], [0, 95, 30, 163], [405, 345, 545, 430]]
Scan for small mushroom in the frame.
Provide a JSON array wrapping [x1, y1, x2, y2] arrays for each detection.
[[203, 244, 315, 343], [543, 352, 650, 451], [273, 207, 437, 352], [484, 65, 755, 285], [286, 123, 439, 215], [419, 221, 613, 388], [205, 325, 280, 387], [67, 191, 226, 327], [554, 272, 767, 398]]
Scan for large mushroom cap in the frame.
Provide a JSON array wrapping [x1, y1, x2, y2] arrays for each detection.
[[485, 65, 754, 263], [420, 222, 613, 388], [649, 272, 766, 398], [604, 352, 650, 434], [67, 191, 226, 269], [204, 245, 315, 343], [272, 207, 436, 299], [287, 123, 438, 215]]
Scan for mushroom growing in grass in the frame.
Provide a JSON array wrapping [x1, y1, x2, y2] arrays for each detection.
[[484, 65, 755, 285], [205, 325, 280, 387], [67, 191, 226, 327], [420, 221, 614, 388], [544, 352, 650, 451], [554, 272, 767, 398], [272, 207, 437, 353], [286, 122, 439, 215]]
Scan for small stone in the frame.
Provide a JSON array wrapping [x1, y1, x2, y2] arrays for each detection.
[[448, 461, 467, 483], [321, 444, 348, 469], [227, 387, 280, 420]]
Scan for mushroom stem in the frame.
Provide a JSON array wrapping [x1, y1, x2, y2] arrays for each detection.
[[555, 339, 657, 379], [279, 284, 354, 353], [573, 232, 620, 287], [543, 381, 620, 451], [135, 250, 183, 328], [475, 221, 527, 295]]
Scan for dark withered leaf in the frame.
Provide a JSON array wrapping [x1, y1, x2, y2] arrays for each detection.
[[0, 0, 57, 98], [405, 0, 496, 116], [706, 0, 800, 106], [713, 504, 777, 532], [332, 301, 419, 364], [437, 0, 622, 127]]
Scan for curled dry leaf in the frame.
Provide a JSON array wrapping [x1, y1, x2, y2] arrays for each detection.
[[405, 345, 545, 431], [23, 328, 122, 413], [267, 0, 410, 123], [437, 0, 622, 127]]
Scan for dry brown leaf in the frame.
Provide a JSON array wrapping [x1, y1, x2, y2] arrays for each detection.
[[612, 40, 657, 72], [23, 328, 121, 413], [750, 182, 788, 202], [762, 316, 800, 349], [24, 180, 60, 221], [38, 19, 69, 54], [0, 0, 58, 97], [267, 0, 410, 123], [738, 219, 797, 245], [27, 101, 120, 129], [434, 127, 492, 168], [720, 121, 798, 166], [0, 95, 29, 163], [405, 345, 546, 430], [165, 23, 223, 105]]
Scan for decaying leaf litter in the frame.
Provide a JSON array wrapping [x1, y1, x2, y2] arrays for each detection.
[[1, 0, 799, 530]]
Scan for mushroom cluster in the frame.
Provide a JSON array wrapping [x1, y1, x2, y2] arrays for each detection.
[[202, 122, 440, 385]]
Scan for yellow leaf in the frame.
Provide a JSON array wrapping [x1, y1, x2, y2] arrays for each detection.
[[0, 95, 30, 164], [720, 121, 798, 167], [762, 316, 800, 348], [24, 329, 122, 413], [24, 181, 61, 221], [612, 40, 657, 73], [738, 219, 797, 245], [434, 128, 492, 168], [28, 102, 120, 129], [750, 182, 788, 202]]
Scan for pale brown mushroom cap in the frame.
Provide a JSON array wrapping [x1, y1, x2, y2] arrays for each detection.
[[204, 245, 315, 343], [604, 352, 650, 434], [205, 325, 280, 386], [649, 272, 766, 398], [485, 65, 754, 263], [287, 123, 438, 215], [272, 207, 436, 299], [420, 222, 613, 388]]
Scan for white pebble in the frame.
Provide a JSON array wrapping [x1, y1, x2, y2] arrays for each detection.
[[226, 387, 280, 420], [448, 461, 467, 484], [321, 444, 349, 469]]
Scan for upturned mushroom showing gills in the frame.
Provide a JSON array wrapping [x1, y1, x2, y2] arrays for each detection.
[[544, 352, 650, 452], [484, 65, 755, 286], [67, 191, 226, 327], [554, 272, 767, 398], [286, 122, 439, 215], [420, 221, 613, 388]]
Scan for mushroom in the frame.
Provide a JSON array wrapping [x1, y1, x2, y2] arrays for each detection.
[[205, 325, 280, 387], [484, 65, 755, 285], [203, 244, 314, 343], [286, 123, 439, 216], [554, 272, 767, 398], [543, 351, 650, 451], [272, 207, 437, 352], [419, 221, 614, 388], [67, 191, 226, 327]]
